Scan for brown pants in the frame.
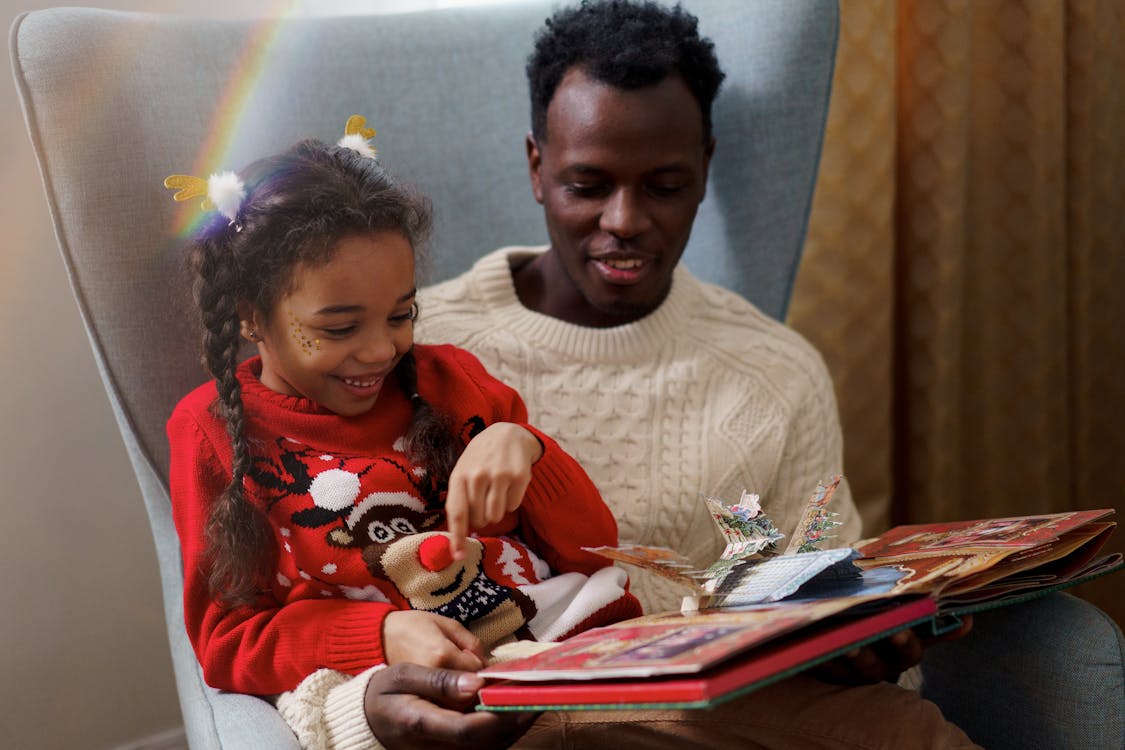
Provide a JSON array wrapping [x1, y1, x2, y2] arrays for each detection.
[[512, 675, 980, 750]]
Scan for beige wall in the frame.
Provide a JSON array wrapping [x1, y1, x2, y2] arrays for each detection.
[[2, 3, 484, 748]]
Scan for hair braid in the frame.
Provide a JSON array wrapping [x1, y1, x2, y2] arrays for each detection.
[[395, 348, 459, 486], [192, 239, 273, 607]]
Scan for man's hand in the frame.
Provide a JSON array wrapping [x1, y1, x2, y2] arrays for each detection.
[[383, 611, 486, 671], [811, 614, 974, 685], [444, 423, 543, 560], [364, 664, 538, 750]]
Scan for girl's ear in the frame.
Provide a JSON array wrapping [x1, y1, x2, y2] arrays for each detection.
[[237, 301, 263, 343]]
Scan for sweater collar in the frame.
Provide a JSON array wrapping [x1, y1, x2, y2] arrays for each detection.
[[236, 357, 336, 415], [467, 246, 701, 363]]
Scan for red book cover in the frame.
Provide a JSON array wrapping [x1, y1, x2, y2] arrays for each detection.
[[478, 597, 937, 710]]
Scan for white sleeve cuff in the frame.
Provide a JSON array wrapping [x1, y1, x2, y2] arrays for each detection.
[[276, 665, 387, 750]]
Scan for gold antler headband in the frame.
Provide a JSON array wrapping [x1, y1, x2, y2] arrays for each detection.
[[163, 115, 378, 222], [338, 114, 377, 158]]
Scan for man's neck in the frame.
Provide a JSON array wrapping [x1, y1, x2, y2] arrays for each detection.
[[510, 249, 659, 329]]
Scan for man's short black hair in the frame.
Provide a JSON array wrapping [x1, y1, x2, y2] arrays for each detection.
[[526, 0, 725, 142]]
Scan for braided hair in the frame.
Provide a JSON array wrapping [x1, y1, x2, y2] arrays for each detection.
[[187, 139, 456, 606]]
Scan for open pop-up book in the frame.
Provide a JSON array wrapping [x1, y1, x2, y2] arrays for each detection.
[[584, 476, 864, 612], [477, 478, 1122, 711]]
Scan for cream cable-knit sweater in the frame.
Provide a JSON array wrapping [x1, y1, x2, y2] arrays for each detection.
[[416, 246, 862, 614], [279, 246, 864, 750]]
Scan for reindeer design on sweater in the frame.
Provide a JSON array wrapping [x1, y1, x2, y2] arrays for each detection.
[[246, 436, 539, 647], [325, 490, 538, 646]]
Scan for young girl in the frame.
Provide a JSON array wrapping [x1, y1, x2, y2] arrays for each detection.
[[165, 119, 640, 708]]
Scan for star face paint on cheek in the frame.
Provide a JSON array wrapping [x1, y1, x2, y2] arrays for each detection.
[[288, 309, 322, 356]]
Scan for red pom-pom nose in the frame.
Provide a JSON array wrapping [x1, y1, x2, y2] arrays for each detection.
[[418, 534, 454, 572]]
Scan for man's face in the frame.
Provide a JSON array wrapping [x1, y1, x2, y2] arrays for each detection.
[[527, 67, 713, 326]]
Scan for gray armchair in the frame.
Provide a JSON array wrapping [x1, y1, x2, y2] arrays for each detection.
[[12, 1, 1121, 748], [10, 2, 836, 746]]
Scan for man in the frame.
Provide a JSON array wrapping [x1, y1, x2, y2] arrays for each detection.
[[277, 3, 980, 748], [416, 0, 862, 616]]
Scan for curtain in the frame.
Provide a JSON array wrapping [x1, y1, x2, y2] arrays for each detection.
[[789, 0, 1124, 626]]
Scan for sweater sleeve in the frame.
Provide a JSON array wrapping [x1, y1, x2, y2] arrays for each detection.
[[445, 346, 627, 576], [276, 667, 385, 750], [486, 416, 645, 633], [167, 405, 398, 695], [516, 425, 630, 577]]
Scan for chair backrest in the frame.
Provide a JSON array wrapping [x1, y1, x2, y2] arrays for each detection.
[[11, 2, 837, 745]]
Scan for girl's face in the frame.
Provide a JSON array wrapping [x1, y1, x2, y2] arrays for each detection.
[[246, 231, 417, 417]]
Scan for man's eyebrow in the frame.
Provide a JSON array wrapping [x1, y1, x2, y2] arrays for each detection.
[[311, 289, 416, 316], [563, 163, 691, 176], [562, 164, 608, 175]]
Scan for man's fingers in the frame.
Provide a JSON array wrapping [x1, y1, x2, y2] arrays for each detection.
[[927, 613, 973, 644], [370, 665, 536, 747], [842, 646, 887, 682], [372, 663, 478, 707], [881, 630, 924, 672], [396, 695, 535, 750], [811, 646, 891, 685]]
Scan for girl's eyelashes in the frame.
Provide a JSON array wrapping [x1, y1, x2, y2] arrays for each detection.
[[319, 325, 358, 338], [390, 302, 419, 326], [318, 303, 416, 336]]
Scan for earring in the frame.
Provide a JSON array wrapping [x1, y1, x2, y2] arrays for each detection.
[[247, 330, 260, 341]]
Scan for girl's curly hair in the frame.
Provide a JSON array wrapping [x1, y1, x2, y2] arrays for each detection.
[[187, 139, 457, 606]]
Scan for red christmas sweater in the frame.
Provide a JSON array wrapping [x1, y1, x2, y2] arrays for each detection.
[[168, 344, 640, 695]]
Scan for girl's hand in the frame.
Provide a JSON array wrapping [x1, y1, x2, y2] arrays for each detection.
[[383, 610, 485, 671], [445, 423, 543, 560]]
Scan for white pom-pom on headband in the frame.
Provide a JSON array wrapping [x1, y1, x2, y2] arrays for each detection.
[[164, 115, 378, 223], [207, 171, 246, 223], [163, 169, 246, 226]]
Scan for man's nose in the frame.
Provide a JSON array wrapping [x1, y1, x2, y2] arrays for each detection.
[[599, 188, 652, 239]]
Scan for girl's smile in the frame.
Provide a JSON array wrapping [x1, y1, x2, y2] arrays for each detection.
[[244, 231, 417, 417], [333, 369, 394, 399]]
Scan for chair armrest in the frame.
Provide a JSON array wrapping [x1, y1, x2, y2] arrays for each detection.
[[921, 592, 1125, 750]]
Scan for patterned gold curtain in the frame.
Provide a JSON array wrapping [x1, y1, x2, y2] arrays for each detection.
[[790, 0, 1125, 625]]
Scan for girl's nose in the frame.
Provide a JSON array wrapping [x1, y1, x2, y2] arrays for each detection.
[[417, 534, 454, 572], [355, 328, 397, 364]]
